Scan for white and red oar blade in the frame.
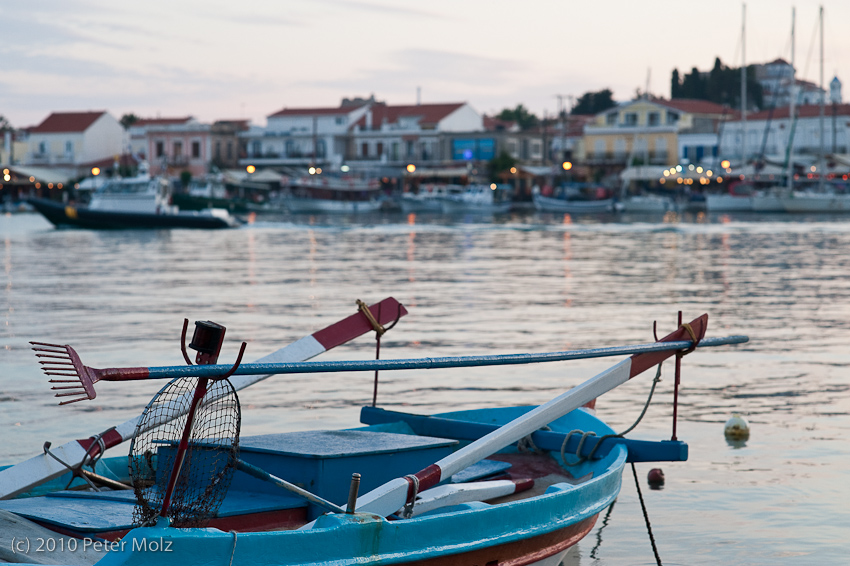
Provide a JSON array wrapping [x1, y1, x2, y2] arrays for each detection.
[[2, 298, 407, 500]]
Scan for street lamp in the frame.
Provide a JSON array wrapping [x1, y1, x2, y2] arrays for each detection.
[[562, 161, 573, 171], [406, 164, 416, 173], [246, 165, 256, 174]]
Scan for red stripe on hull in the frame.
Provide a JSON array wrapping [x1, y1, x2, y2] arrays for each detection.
[[401, 515, 598, 566], [312, 298, 408, 350]]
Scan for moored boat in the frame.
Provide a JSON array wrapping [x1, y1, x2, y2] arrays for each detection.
[[283, 175, 384, 213], [0, 301, 746, 566], [532, 184, 614, 213], [617, 194, 678, 213], [705, 181, 754, 212], [28, 166, 240, 229], [440, 184, 512, 214], [399, 184, 459, 213]]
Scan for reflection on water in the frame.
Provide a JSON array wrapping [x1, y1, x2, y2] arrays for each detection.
[[1, 210, 849, 564]]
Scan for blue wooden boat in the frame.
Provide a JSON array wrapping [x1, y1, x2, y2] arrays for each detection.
[[0, 308, 746, 566]]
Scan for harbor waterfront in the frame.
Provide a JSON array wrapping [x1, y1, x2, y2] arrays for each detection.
[[1, 210, 849, 565]]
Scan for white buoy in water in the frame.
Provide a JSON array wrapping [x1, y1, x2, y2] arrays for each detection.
[[724, 413, 750, 441]]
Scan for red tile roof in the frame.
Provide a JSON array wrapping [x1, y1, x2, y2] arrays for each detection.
[[369, 103, 465, 128], [30, 111, 106, 133], [745, 103, 850, 121], [134, 117, 194, 127], [655, 98, 734, 115], [268, 106, 363, 118]]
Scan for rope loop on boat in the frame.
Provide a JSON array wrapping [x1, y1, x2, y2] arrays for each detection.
[[559, 363, 664, 467], [357, 299, 387, 337], [678, 322, 700, 356], [517, 425, 551, 454], [42, 441, 100, 492], [401, 474, 420, 519]]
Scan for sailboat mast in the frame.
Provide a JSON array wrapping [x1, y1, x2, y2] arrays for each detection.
[[741, 3, 747, 171], [818, 5, 825, 191], [787, 6, 796, 192]]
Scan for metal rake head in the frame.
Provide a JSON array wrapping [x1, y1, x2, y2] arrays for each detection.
[[31, 342, 98, 404]]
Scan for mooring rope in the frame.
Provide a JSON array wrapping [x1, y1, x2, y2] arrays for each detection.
[[558, 363, 663, 466], [631, 462, 662, 566]]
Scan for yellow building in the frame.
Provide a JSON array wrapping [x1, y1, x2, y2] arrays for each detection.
[[583, 98, 733, 169]]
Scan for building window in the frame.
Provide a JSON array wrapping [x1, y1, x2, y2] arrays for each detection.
[[155, 141, 164, 157], [666, 112, 680, 125], [191, 141, 201, 158], [215, 142, 222, 159], [335, 117, 346, 125], [226, 142, 232, 159], [391, 142, 399, 161], [623, 113, 638, 126], [406, 140, 414, 157], [594, 139, 606, 157], [251, 141, 261, 156], [173, 141, 183, 157], [606, 112, 617, 126], [648, 112, 660, 126], [362, 142, 369, 158], [376, 142, 383, 158], [316, 139, 326, 158], [65, 141, 73, 154]]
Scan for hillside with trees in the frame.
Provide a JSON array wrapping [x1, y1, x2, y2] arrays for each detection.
[[671, 57, 763, 110]]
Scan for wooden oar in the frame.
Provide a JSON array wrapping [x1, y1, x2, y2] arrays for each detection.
[[0, 298, 407, 500], [350, 314, 708, 518]]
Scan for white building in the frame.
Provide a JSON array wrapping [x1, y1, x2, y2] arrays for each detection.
[[244, 101, 371, 168], [242, 98, 484, 170], [719, 103, 850, 163], [24, 111, 125, 169], [350, 102, 483, 166]]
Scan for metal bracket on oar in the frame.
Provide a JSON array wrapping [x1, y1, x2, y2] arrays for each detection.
[[356, 298, 403, 407]]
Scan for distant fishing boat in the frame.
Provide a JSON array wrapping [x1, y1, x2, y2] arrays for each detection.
[[533, 184, 614, 213], [440, 184, 513, 214], [283, 175, 384, 213]]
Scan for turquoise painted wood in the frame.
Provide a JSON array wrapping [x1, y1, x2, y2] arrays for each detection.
[[6, 407, 628, 566], [360, 406, 688, 463]]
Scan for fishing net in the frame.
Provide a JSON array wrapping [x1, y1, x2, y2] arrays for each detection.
[[128, 376, 240, 528]]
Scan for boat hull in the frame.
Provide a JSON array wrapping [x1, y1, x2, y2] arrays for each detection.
[[440, 200, 512, 214], [28, 198, 239, 229], [533, 194, 613, 213], [284, 198, 383, 214], [1, 406, 627, 566], [705, 194, 753, 212], [780, 192, 850, 212], [617, 195, 677, 213]]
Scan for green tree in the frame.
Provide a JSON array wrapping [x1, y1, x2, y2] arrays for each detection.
[[496, 104, 539, 130], [670, 58, 763, 110], [570, 89, 616, 115], [671, 69, 681, 99], [487, 151, 516, 183], [120, 113, 139, 129]]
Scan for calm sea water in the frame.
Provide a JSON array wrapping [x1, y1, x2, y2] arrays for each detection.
[[1, 209, 848, 565]]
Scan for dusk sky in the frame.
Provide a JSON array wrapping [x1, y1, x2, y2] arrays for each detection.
[[2, 0, 848, 129]]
